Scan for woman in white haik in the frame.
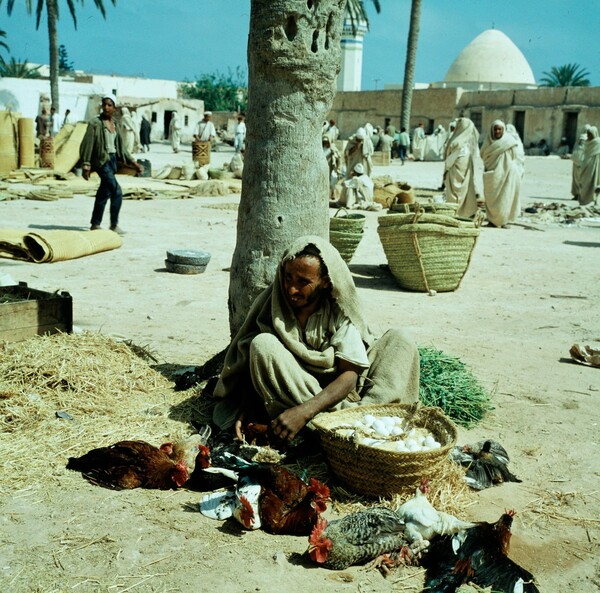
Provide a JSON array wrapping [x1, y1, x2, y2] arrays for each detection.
[[480, 120, 523, 228], [443, 117, 483, 218]]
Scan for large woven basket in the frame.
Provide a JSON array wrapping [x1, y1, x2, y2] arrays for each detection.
[[312, 403, 457, 498], [378, 211, 481, 292], [329, 209, 365, 263]]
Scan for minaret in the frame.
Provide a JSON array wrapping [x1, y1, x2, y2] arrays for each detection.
[[337, 16, 368, 92]]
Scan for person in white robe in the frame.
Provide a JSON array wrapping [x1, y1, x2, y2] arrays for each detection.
[[578, 125, 600, 205], [411, 122, 426, 161], [344, 127, 373, 178], [570, 133, 587, 201], [119, 107, 137, 154], [338, 163, 380, 211], [443, 117, 483, 218], [169, 112, 182, 153], [480, 120, 523, 227]]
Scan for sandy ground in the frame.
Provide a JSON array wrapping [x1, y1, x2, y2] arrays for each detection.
[[1, 141, 599, 593]]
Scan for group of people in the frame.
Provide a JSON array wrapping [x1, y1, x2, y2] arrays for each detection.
[[35, 107, 71, 139]]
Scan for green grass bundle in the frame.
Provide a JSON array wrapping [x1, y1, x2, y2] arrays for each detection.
[[418, 347, 493, 428]]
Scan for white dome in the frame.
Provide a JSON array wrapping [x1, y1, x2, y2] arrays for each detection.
[[444, 29, 535, 86]]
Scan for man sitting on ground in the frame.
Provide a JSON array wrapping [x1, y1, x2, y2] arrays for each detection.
[[212, 236, 420, 442]]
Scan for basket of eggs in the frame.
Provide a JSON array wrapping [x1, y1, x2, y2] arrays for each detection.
[[312, 402, 457, 498]]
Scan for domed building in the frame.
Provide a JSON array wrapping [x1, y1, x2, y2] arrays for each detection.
[[431, 29, 537, 90]]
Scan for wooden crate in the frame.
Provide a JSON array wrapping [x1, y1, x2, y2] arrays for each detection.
[[0, 282, 73, 343]]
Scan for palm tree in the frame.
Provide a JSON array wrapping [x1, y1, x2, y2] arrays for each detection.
[[539, 63, 591, 88], [0, 56, 42, 78], [0, 29, 8, 55], [400, 0, 421, 130], [0, 0, 116, 110]]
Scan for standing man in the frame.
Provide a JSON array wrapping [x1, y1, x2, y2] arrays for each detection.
[[397, 127, 410, 165], [79, 94, 142, 235], [234, 113, 246, 153], [35, 109, 49, 138], [169, 112, 182, 153], [411, 122, 426, 161], [194, 111, 217, 147], [49, 107, 61, 136]]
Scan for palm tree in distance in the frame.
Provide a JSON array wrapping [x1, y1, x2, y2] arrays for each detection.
[[0, 56, 43, 78], [0, 29, 8, 55], [0, 0, 116, 110], [539, 63, 591, 87]]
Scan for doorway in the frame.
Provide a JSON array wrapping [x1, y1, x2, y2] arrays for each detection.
[[563, 112, 579, 151], [513, 111, 525, 143], [164, 110, 174, 140]]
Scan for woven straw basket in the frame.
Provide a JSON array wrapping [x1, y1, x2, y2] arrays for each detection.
[[312, 403, 457, 498], [378, 211, 481, 292], [329, 209, 366, 263]]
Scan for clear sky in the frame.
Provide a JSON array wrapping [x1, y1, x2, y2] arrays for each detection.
[[1, 0, 598, 88]]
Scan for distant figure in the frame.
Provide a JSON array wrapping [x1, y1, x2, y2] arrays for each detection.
[[577, 125, 600, 206], [378, 129, 394, 158], [411, 122, 426, 161], [442, 117, 483, 219], [344, 127, 373, 178], [79, 94, 142, 234], [570, 133, 587, 201], [49, 107, 61, 137], [139, 114, 151, 153], [537, 138, 550, 156], [194, 111, 217, 146], [324, 118, 339, 142], [397, 127, 410, 165], [61, 109, 71, 128], [35, 108, 49, 138], [169, 112, 182, 153], [338, 163, 380, 211], [423, 124, 447, 161], [120, 107, 137, 154], [322, 136, 342, 201], [480, 120, 523, 228], [234, 113, 246, 153], [555, 137, 570, 157]]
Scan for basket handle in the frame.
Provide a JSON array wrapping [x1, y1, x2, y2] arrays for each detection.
[[474, 210, 485, 228], [333, 207, 349, 219], [411, 204, 424, 224]]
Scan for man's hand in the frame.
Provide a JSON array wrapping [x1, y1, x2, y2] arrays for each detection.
[[271, 405, 310, 443], [81, 165, 91, 181], [134, 161, 143, 177]]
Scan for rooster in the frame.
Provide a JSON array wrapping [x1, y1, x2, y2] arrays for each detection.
[[396, 478, 474, 544], [421, 510, 540, 593], [66, 432, 210, 490], [308, 507, 417, 570], [198, 453, 330, 535], [450, 440, 522, 490]]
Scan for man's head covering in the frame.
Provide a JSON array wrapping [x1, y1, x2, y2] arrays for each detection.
[[353, 163, 364, 175], [204, 111, 212, 117], [355, 127, 366, 140], [102, 94, 117, 107]]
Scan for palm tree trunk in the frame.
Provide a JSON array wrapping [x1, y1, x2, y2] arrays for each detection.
[[46, 0, 59, 111], [227, 0, 345, 335], [400, 0, 421, 130]]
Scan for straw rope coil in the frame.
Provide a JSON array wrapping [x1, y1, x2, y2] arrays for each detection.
[[329, 209, 365, 263], [389, 200, 458, 216], [378, 211, 480, 292], [312, 403, 457, 498]]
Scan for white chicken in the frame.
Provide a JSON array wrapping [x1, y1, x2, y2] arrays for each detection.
[[396, 478, 474, 544]]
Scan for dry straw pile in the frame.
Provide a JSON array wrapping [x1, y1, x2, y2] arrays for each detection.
[[0, 332, 203, 491]]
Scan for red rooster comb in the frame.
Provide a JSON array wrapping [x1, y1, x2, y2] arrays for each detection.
[[238, 495, 256, 528], [308, 518, 332, 564], [308, 478, 330, 499]]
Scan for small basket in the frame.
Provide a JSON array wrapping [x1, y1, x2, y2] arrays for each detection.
[[378, 210, 481, 292], [329, 209, 365, 263], [312, 403, 457, 498]]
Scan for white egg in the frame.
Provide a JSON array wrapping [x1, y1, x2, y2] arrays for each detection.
[[396, 442, 408, 452], [430, 441, 441, 449], [380, 416, 395, 427], [424, 435, 437, 446], [353, 420, 364, 429], [408, 443, 422, 452], [372, 420, 386, 433], [391, 416, 402, 425], [405, 438, 418, 449], [363, 414, 376, 427], [407, 428, 418, 439], [391, 426, 403, 436]]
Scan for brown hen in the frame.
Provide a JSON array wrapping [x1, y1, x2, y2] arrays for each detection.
[[66, 440, 190, 490]]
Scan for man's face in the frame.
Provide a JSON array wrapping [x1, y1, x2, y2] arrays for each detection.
[[204, 114, 211, 122], [493, 125, 504, 139], [283, 256, 330, 312], [101, 99, 115, 118]]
